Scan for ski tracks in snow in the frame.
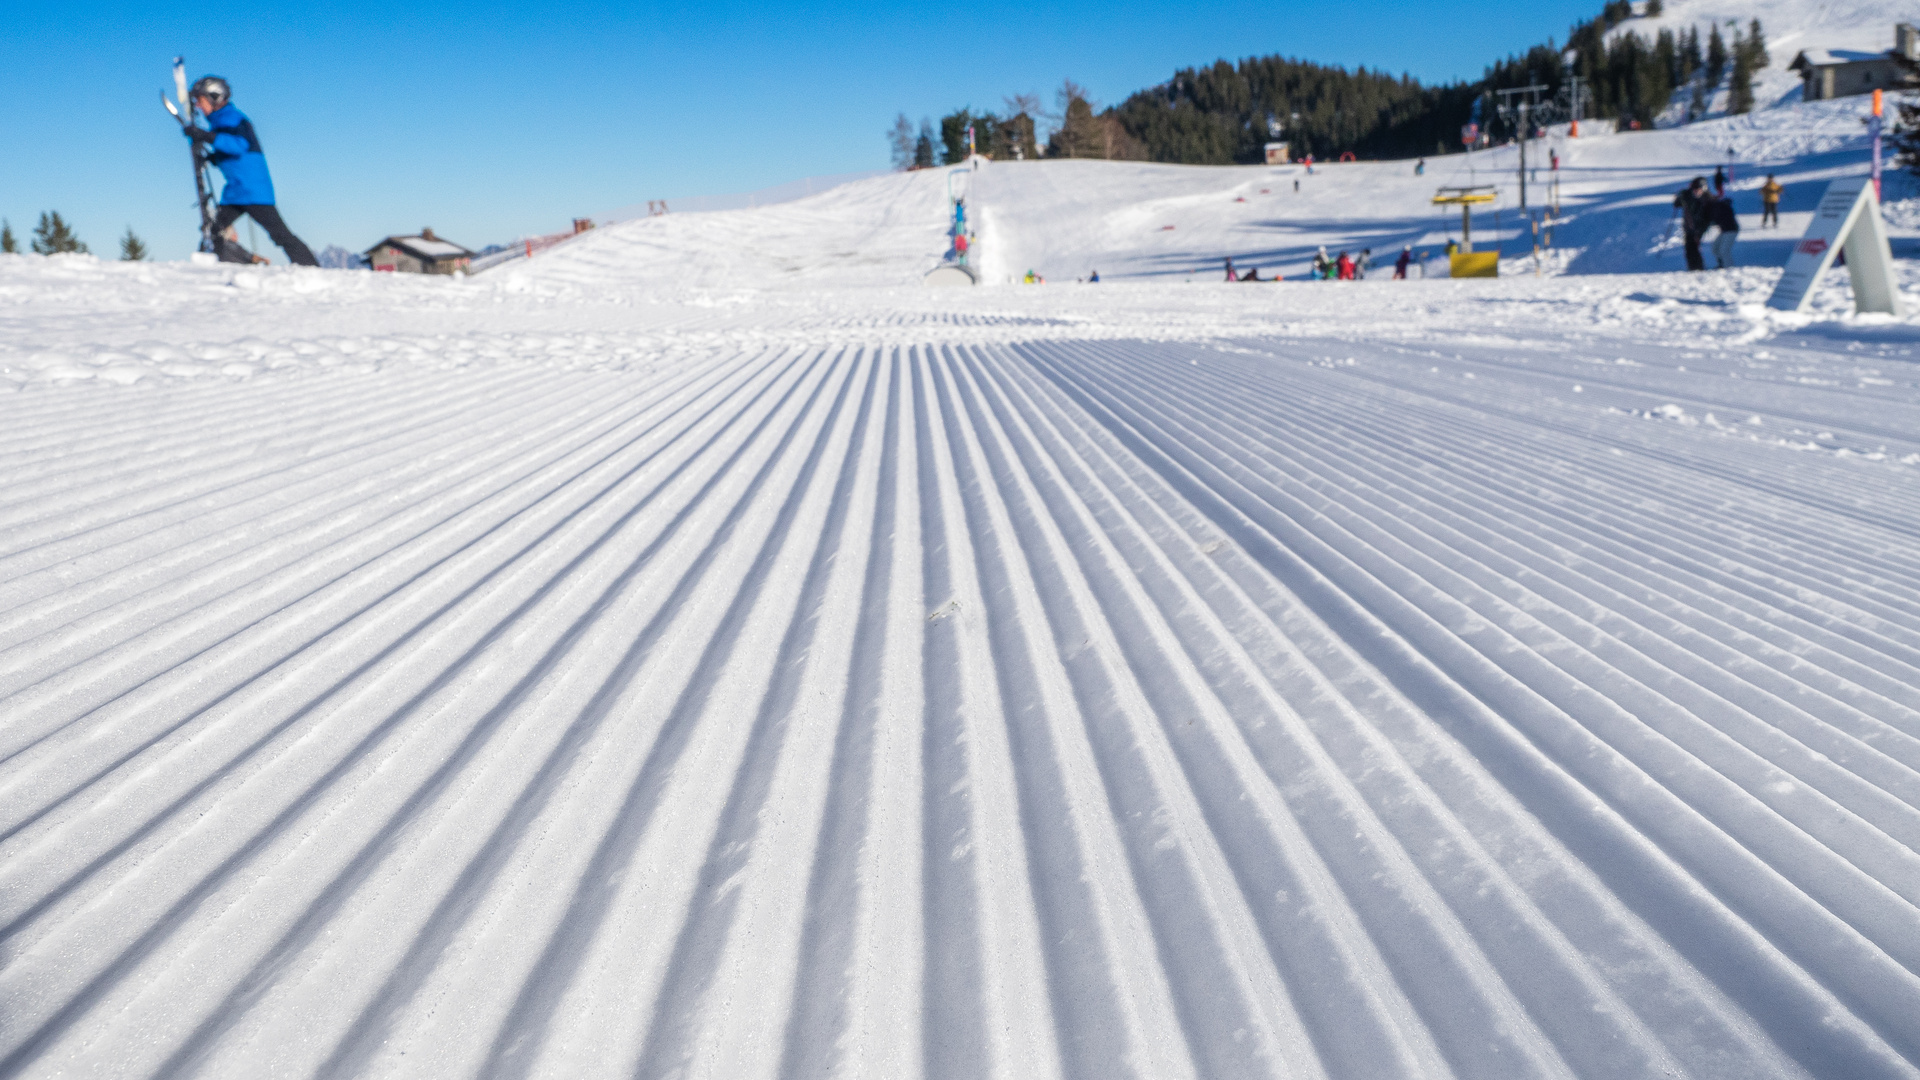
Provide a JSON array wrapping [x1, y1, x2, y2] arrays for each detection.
[[2, 331, 1919, 1080]]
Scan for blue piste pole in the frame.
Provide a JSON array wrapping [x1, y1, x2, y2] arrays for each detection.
[[1872, 88, 1885, 200]]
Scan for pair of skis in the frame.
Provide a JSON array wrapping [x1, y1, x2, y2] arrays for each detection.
[[160, 57, 252, 263]]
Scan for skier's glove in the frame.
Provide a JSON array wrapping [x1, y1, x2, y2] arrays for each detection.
[[182, 126, 214, 145]]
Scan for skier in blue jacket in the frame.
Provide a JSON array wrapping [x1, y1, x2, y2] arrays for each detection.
[[184, 76, 318, 266]]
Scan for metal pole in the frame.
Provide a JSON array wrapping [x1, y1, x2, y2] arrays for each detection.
[[1518, 102, 1528, 213]]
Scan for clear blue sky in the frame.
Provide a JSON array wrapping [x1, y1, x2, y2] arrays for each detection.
[[1, 0, 1597, 261]]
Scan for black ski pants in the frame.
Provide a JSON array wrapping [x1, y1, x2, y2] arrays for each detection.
[[212, 204, 318, 267], [1681, 227, 1705, 271]]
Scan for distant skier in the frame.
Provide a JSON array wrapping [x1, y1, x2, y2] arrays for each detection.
[[1394, 245, 1412, 279], [1760, 175, 1782, 227], [1089, 269, 1100, 282], [1415, 158, 1425, 176], [1709, 193, 1740, 268], [1712, 164, 1727, 196], [1674, 177, 1711, 271], [1336, 251, 1355, 280], [1356, 248, 1373, 279], [1550, 148, 1559, 171], [1293, 178, 1301, 193], [1312, 246, 1331, 279], [182, 77, 317, 266], [1224, 256, 1237, 282]]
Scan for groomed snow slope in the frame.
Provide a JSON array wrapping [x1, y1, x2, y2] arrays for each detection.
[[7, 96, 1920, 1079]]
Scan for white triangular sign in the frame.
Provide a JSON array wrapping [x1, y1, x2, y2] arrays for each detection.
[[1767, 176, 1901, 315]]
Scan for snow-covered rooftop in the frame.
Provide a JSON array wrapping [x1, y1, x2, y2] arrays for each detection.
[[370, 234, 472, 259], [1790, 46, 1891, 67]]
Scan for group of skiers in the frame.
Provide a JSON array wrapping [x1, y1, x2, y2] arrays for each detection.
[[1308, 246, 1372, 280], [1224, 244, 1442, 282], [1673, 168, 1783, 271]]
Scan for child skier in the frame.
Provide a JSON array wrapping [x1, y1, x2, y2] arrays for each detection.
[[182, 76, 318, 266]]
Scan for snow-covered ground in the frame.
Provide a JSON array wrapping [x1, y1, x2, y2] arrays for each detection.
[[7, 66, 1920, 1080], [465, 79, 1911, 289]]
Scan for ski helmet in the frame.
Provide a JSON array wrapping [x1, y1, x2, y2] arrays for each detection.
[[191, 76, 230, 107]]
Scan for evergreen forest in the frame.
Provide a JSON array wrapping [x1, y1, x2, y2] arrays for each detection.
[[895, 1, 1774, 169]]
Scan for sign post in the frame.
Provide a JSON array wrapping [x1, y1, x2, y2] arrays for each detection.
[[1766, 175, 1901, 315]]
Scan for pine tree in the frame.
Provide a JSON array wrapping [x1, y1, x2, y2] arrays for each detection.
[[888, 113, 916, 170], [31, 211, 87, 255], [0, 219, 15, 254], [1706, 24, 1727, 86], [939, 109, 973, 164], [1746, 19, 1769, 70], [1683, 26, 1702, 80], [120, 227, 148, 261], [1047, 81, 1103, 158], [1728, 43, 1755, 114], [913, 119, 936, 169], [1646, 0, 1662, 15], [972, 113, 1001, 159]]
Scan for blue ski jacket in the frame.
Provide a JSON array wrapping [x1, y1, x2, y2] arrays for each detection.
[[197, 103, 276, 206]]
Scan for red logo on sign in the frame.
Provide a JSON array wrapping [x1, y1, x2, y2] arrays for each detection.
[[1798, 238, 1829, 256]]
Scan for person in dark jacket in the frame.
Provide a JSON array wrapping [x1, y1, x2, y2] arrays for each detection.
[[1709, 193, 1740, 268], [1674, 177, 1711, 271], [184, 76, 318, 266], [1394, 245, 1412, 279]]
